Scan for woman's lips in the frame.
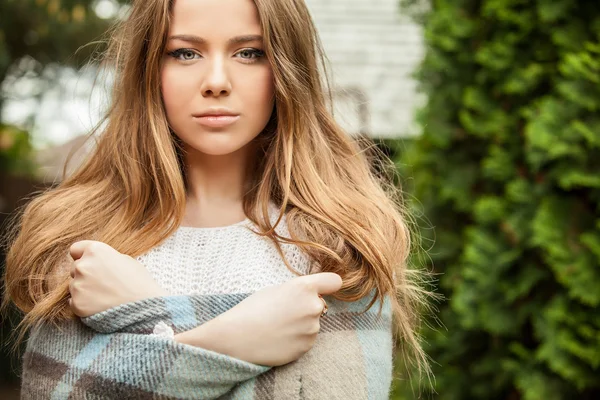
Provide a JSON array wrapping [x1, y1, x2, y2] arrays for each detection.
[[193, 115, 240, 128]]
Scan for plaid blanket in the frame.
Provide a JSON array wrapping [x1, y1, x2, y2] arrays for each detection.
[[21, 292, 393, 399]]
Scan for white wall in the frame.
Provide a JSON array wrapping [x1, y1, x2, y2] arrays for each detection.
[[305, 0, 425, 138]]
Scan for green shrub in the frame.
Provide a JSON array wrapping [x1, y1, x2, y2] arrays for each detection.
[[0, 124, 34, 175], [394, 0, 600, 398]]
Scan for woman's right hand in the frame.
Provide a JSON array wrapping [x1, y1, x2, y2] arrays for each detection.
[[174, 272, 343, 366]]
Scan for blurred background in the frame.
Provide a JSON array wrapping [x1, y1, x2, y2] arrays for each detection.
[[1, 0, 599, 399]]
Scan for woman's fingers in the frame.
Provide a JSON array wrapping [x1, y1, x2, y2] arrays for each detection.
[[69, 240, 114, 261], [69, 240, 95, 260], [297, 272, 343, 296]]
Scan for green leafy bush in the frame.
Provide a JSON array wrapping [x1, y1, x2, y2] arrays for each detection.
[[0, 124, 34, 175], [393, 0, 600, 398]]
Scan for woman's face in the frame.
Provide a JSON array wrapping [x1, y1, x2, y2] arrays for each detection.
[[161, 0, 275, 157]]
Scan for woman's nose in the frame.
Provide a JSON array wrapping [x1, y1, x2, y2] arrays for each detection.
[[201, 57, 232, 97]]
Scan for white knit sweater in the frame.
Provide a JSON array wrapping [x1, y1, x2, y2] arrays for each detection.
[[137, 205, 312, 296]]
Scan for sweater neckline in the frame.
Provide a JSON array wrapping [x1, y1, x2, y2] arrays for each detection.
[[177, 202, 284, 232], [177, 217, 253, 232]]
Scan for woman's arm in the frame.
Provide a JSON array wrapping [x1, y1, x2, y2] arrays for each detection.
[[32, 259, 268, 399], [71, 241, 344, 368], [79, 292, 273, 363]]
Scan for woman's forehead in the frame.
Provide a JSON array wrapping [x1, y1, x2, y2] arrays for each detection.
[[169, 0, 262, 39]]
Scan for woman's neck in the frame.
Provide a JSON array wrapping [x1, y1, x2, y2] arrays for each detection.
[[181, 146, 253, 228]]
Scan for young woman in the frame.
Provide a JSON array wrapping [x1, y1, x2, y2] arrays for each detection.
[[3, 0, 431, 398]]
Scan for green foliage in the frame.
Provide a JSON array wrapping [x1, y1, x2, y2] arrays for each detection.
[[0, 124, 34, 175], [0, 0, 117, 82], [0, 0, 125, 173], [395, 0, 600, 398]]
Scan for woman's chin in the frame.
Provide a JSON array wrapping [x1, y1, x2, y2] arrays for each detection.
[[178, 129, 259, 158], [186, 139, 250, 157]]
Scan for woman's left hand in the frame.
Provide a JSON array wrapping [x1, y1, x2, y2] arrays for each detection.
[[68, 240, 168, 317]]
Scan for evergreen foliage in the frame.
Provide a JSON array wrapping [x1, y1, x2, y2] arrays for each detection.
[[394, 0, 600, 398]]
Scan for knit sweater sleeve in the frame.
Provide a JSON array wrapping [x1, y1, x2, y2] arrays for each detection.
[[20, 294, 269, 400]]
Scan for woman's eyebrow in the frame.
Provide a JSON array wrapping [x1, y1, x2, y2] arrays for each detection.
[[168, 34, 264, 45]]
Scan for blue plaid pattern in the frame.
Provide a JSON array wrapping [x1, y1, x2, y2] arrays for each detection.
[[21, 293, 393, 399]]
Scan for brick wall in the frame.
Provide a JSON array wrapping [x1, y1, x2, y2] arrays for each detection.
[[304, 0, 425, 138]]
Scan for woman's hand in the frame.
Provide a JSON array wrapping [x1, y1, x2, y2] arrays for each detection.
[[68, 240, 168, 317], [175, 272, 343, 367]]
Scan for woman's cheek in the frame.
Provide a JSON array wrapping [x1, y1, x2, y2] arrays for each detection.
[[161, 67, 178, 107], [160, 68, 184, 129], [243, 69, 275, 108]]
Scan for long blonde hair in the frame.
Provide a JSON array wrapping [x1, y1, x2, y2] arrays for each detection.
[[3, 0, 434, 380]]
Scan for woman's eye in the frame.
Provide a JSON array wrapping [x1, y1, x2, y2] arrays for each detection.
[[167, 48, 264, 62], [236, 49, 265, 61], [168, 49, 199, 61]]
